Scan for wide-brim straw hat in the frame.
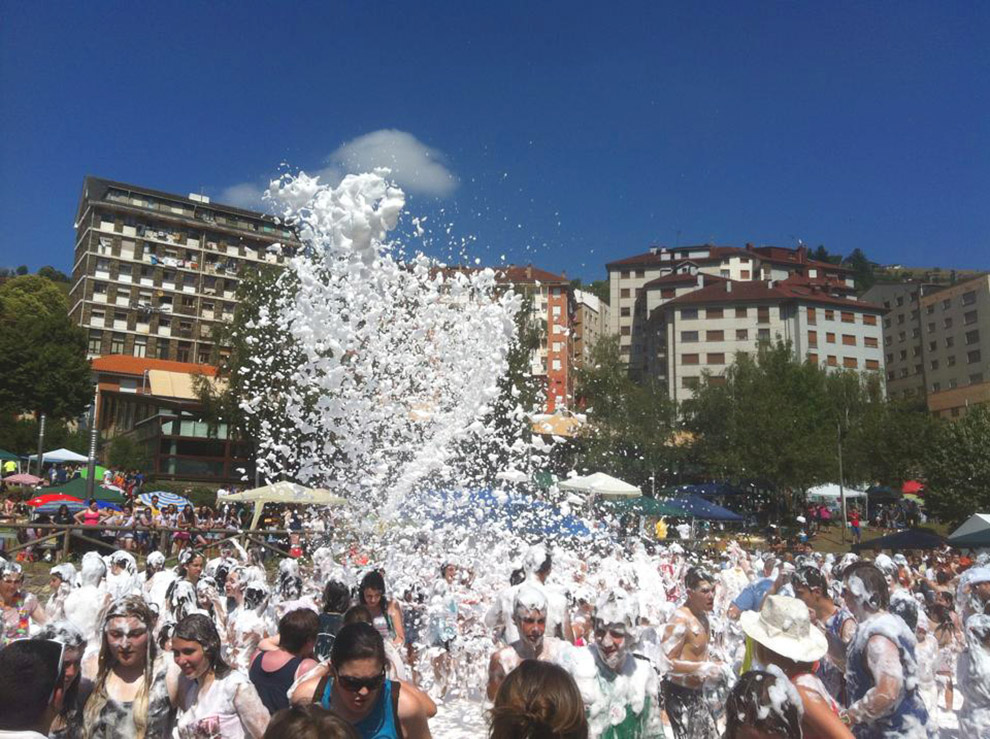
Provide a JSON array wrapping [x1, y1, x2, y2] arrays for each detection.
[[740, 595, 828, 664]]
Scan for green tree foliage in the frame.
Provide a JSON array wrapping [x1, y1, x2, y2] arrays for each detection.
[[107, 435, 150, 471], [0, 417, 88, 456], [569, 278, 610, 304], [37, 266, 70, 283], [573, 335, 681, 489], [924, 405, 990, 527], [0, 276, 92, 420], [843, 248, 876, 291]]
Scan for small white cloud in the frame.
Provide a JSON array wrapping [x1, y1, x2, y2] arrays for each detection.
[[322, 129, 457, 197], [218, 182, 267, 210]]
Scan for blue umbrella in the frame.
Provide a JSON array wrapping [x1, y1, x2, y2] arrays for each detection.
[[666, 495, 744, 522], [34, 500, 87, 516], [139, 491, 192, 508], [95, 501, 123, 512]]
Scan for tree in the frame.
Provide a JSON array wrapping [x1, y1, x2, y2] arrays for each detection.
[[107, 435, 150, 471], [0, 276, 92, 420], [569, 278, 610, 305], [843, 248, 876, 291], [924, 405, 990, 527], [37, 266, 70, 283], [15, 265, 27, 276]]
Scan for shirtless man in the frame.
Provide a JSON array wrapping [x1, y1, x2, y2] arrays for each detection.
[[661, 567, 722, 739], [486, 585, 569, 699], [485, 545, 574, 645]]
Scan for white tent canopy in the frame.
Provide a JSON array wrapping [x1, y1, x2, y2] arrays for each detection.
[[949, 513, 990, 542], [805, 483, 868, 501], [219, 481, 346, 529], [27, 448, 89, 464], [559, 472, 641, 499]]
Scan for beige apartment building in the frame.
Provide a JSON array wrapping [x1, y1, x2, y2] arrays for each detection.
[[642, 275, 885, 403], [920, 274, 990, 418], [572, 289, 610, 367], [69, 177, 300, 364], [607, 244, 855, 374]]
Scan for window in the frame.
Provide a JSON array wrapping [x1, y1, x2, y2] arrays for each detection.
[[842, 334, 856, 346], [966, 329, 980, 345], [681, 376, 700, 389], [927, 321, 936, 333], [898, 314, 905, 324], [157, 342, 169, 359], [884, 318, 891, 329], [736, 329, 749, 340], [963, 290, 977, 306], [807, 307, 816, 324], [912, 327, 921, 339], [635, 269, 645, 278], [929, 341, 937, 351], [720, 269, 730, 278], [843, 357, 858, 368], [757, 328, 770, 341], [883, 301, 891, 309], [552, 359, 562, 371], [942, 298, 951, 309], [915, 364, 923, 375], [620, 307, 631, 317], [944, 317, 953, 329], [913, 346, 921, 357], [681, 308, 698, 319], [841, 311, 855, 323], [968, 350, 982, 364], [931, 359, 940, 370], [110, 333, 125, 354], [827, 355, 837, 367], [946, 336, 955, 348], [886, 353, 894, 363], [620, 326, 631, 336], [682, 353, 699, 365], [948, 355, 956, 367], [864, 336, 878, 348], [899, 350, 908, 360], [972, 372, 985, 384], [740, 270, 751, 279], [708, 352, 726, 365], [824, 310, 835, 321], [661, 288, 675, 298], [87, 330, 102, 355], [863, 314, 877, 326], [965, 310, 978, 325], [866, 359, 880, 370], [898, 332, 906, 342], [707, 308, 723, 319], [808, 352, 818, 364], [736, 307, 748, 318], [808, 330, 818, 347], [681, 330, 699, 342], [620, 345, 630, 355], [132, 337, 147, 358], [706, 330, 724, 341], [826, 332, 836, 344], [932, 382, 941, 392], [621, 270, 630, 279], [757, 307, 770, 323], [896, 296, 905, 307], [620, 288, 630, 299]]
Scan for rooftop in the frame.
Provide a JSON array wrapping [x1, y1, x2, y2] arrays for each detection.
[[661, 279, 884, 312], [91, 355, 218, 378]]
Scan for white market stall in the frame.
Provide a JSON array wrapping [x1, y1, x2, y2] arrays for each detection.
[[219, 481, 346, 529], [806, 483, 870, 520], [559, 472, 641, 500], [27, 448, 89, 464], [949, 513, 990, 549]]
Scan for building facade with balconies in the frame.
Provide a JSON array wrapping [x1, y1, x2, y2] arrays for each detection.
[[69, 177, 300, 364]]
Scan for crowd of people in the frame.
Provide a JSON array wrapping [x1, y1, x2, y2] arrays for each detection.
[[2, 520, 990, 738]]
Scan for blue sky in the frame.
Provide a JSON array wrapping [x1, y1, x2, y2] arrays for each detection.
[[2, 2, 987, 282]]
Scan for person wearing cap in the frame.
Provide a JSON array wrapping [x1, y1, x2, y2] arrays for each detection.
[[741, 594, 854, 738], [839, 562, 931, 738]]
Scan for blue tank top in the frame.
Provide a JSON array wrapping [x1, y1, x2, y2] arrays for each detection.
[[318, 676, 401, 739], [845, 616, 932, 739]]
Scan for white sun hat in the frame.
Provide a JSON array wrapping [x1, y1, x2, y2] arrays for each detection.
[[740, 595, 828, 664]]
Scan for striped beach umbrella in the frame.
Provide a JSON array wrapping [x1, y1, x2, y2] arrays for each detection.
[[138, 491, 192, 508]]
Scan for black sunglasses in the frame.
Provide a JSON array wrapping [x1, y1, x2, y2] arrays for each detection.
[[337, 669, 386, 693]]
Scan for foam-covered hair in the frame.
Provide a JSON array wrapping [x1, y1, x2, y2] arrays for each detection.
[[34, 620, 86, 650], [513, 584, 548, 617], [594, 589, 636, 629], [50, 563, 77, 585], [146, 551, 166, 570]]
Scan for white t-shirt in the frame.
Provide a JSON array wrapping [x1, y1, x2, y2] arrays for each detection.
[[174, 671, 269, 739]]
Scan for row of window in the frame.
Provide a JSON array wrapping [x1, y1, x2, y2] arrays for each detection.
[[805, 307, 877, 326], [681, 328, 771, 342], [88, 330, 214, 363], [806, 354, 880, 370], [807, 331, 879, 348], [931, 372, 985, 392]]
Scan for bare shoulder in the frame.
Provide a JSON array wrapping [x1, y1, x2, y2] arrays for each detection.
[[397, 681, 429, 718]]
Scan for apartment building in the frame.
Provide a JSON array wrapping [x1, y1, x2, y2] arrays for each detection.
[[69, 177, 300, 364], [919, 274, 990, 418], [642, 274, 885, 404], [572, 289, 611, 368], [607, 244, 855, 373], [860, 282, 944, 401]]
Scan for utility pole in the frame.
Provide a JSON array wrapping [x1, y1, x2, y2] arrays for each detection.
[[838, 419, 846, 544], [85, 388, 99, 500], [35, 414, 46, 478]]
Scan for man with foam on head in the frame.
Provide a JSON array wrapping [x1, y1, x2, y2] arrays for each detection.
[[558, 588, 661, 738], [486, 584, 570, 700]]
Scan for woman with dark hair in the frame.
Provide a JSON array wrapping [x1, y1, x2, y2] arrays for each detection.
[[172, 613, 270, 739], [35, 620, 91, 739], [177, 549, 206, 586], [302, 622, 432, 738], [488, 660, 588, 739], [315, 580, 351, 662], [263, 704, 357, 739], [357, 571, 405, 649], [724, 670, 804, 739], [81, 595, 173, 739]]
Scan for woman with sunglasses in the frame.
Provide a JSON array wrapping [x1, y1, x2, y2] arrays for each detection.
[[1, 560, 47, 646], [172, 613, 270, 739], [310, 622, 432, 738]]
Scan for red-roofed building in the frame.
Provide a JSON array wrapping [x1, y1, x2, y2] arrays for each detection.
[[607, 243, 855, 374]]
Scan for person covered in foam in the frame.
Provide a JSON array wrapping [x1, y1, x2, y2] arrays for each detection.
[[46, 563, 78, 622], [486, 584, 572, 700], [559, 588, 662, 738], [957, 613, 990, 738], [840, 561, 932, 738], [63, 552, 109, 658]]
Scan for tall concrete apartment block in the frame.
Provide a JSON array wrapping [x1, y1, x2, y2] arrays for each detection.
[[860, 282, 944, 400], [607, 243, 856, 373], [69, 177, 300, 364], [572, 289, 610, 368]]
